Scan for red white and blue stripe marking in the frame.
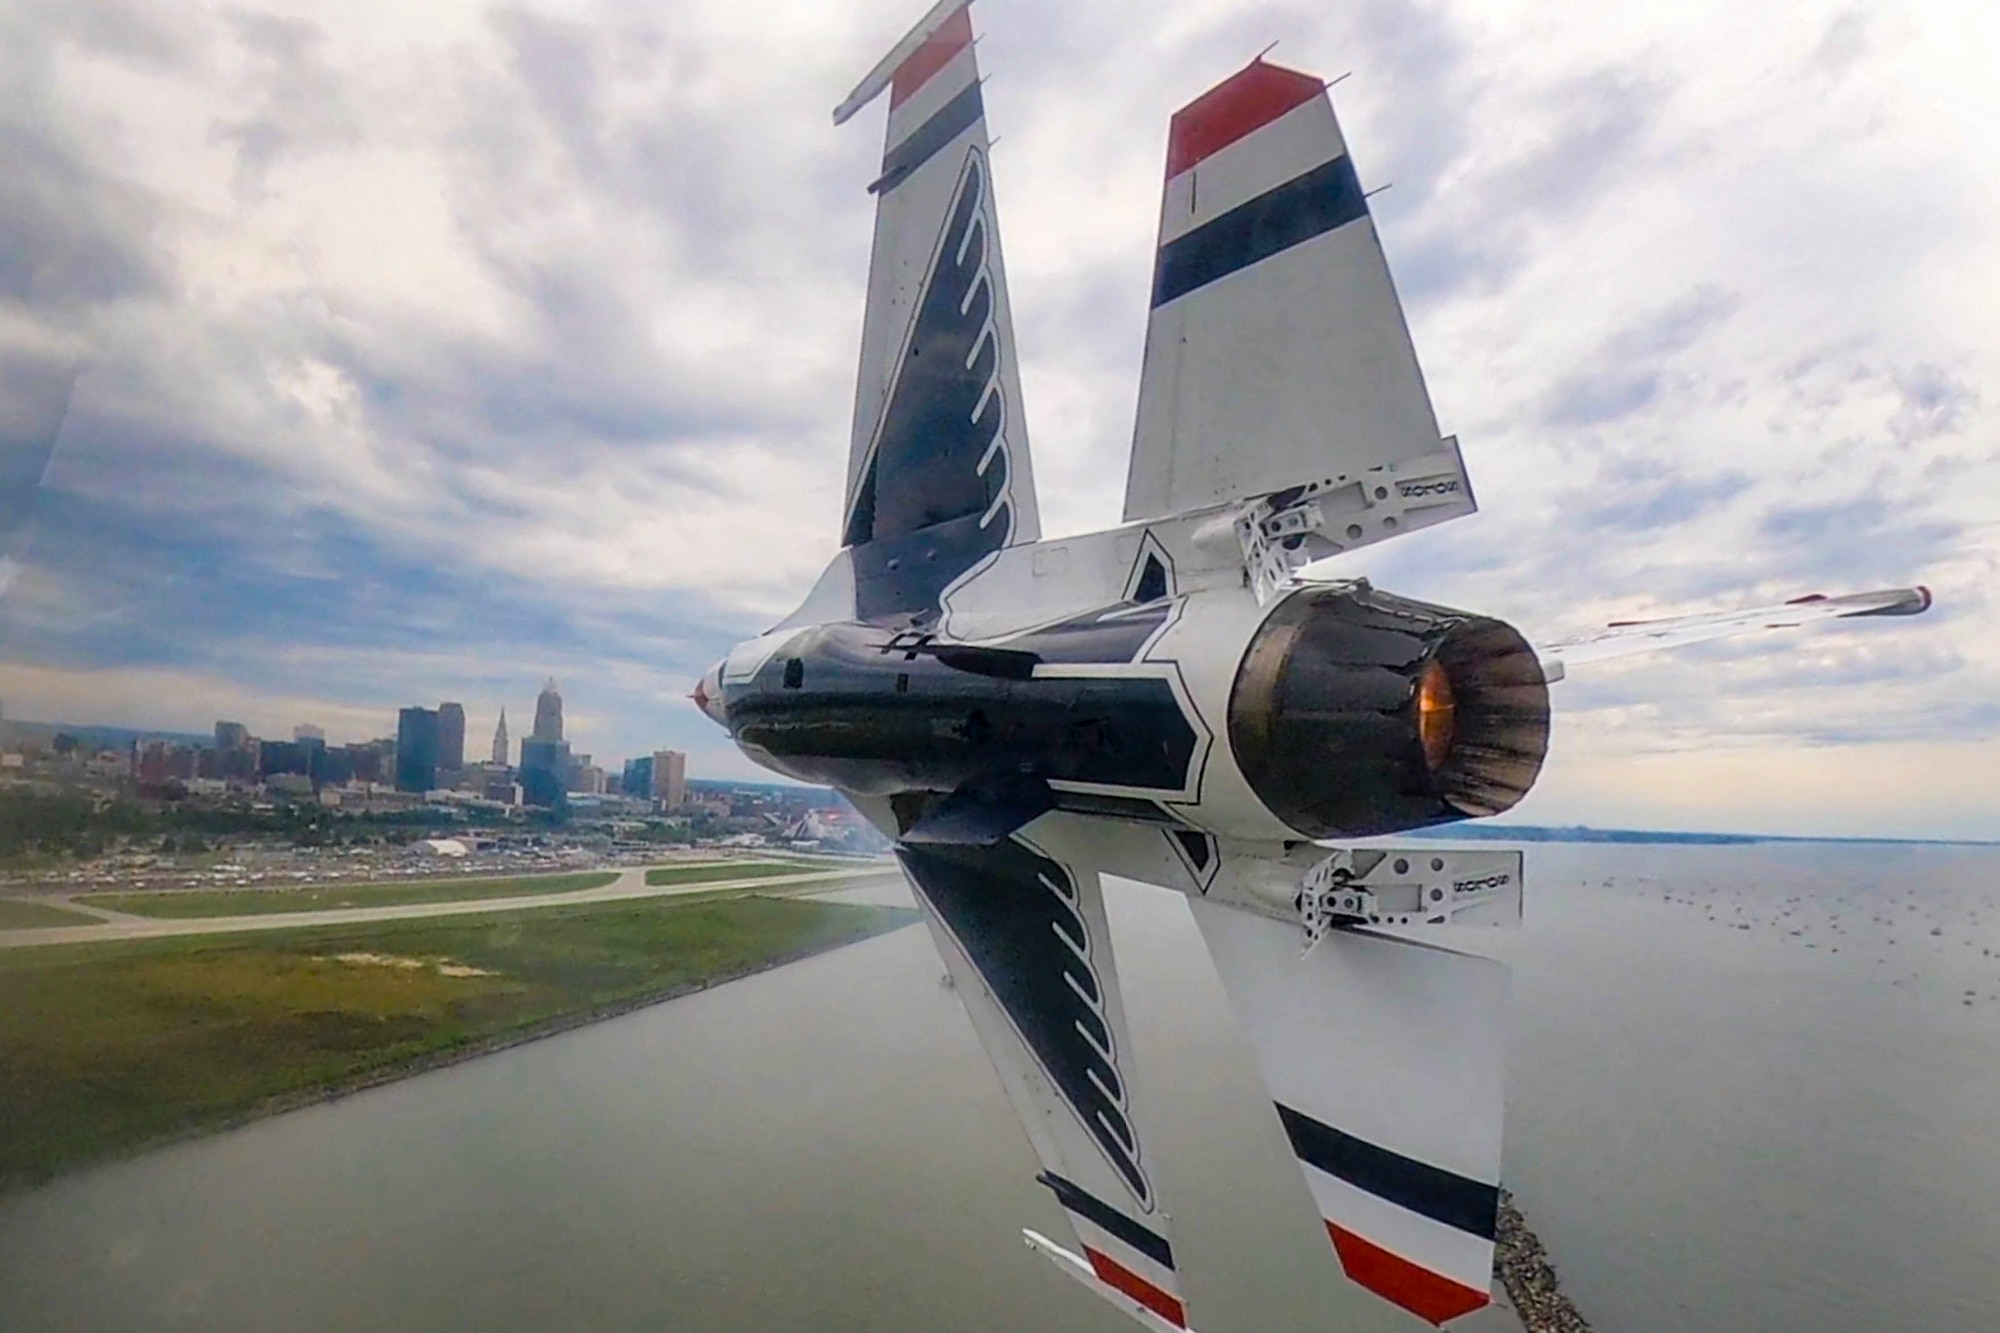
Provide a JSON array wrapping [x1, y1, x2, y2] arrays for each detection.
[[1151, 60, 1371, 306], [1278, 1102, 1498, 1325], [1037, 1171, 1188, 1328]]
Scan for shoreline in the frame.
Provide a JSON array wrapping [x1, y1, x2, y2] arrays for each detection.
[[1496, 1189, 1595, 1332], [5, 915, 1598, 1333], [0, 917, 916, 1200]]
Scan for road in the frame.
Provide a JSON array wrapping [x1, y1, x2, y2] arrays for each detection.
[[0, 862, 901, 950]]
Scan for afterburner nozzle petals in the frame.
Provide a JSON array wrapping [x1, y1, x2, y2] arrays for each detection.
[[1226, 585, 1550, 839]]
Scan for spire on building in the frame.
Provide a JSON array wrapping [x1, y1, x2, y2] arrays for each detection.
[[492, 708, 509, 766], [532, 678, 564, 744]]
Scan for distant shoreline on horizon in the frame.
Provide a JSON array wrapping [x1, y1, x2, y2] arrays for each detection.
[[1421, 824, 1998, 849], [6, 715, 1986, 848]]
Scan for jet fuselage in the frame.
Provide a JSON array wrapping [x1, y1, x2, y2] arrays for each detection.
[[699, 580, 1550, 844]]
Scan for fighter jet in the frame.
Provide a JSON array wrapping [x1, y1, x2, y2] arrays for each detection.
[[693, 2, 1932, 1326]]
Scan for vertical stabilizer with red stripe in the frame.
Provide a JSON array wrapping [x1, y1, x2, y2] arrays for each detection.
[[1187, 898, 1508, 1326], [831, 1, 1040, 626], [1122, 60, 1470, 541]]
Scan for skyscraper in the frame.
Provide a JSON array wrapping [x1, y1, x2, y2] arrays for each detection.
[[532, 679, 563, 743], [491, 708, 509, 765], [259, 741, 310, 779], [212, 721, 256, 781], [653, 749, 686, 808], [519, 738, 567, 808], [437, 701, 466, 773], [395, 707, 440, 794], [293, 724, 325, 743]]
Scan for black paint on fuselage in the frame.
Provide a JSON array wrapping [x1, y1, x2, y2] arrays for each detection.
[[724, 618, 1197, 799], [998, 599, 1172, 665]]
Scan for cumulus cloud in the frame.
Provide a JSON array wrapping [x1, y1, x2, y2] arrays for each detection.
[[0, 0, 1994, 834]]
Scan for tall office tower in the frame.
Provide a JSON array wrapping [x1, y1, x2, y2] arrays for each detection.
[[293, 724, 326, 743], [652, 749, 687, 808], [519, 738, 568, 808], [437, 701, 466, 772], [258, 741, 310, 778], [622, 755, 654, 799], [491, 708, 509, 765], [532, 679, 563, 743], [214, 720, 250, 751], [395, 707, 440, 794], [344, 742, 381, 784]]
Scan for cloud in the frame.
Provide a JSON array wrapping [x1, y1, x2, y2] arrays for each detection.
[[1542, 288, 1737, 427], [0, 0, 1994, 832]]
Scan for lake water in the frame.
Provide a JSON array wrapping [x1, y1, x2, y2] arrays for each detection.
[[3, 844, 1998, 1333]]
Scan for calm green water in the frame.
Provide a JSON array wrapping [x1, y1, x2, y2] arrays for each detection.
[[3, 847, 1998, 1333]]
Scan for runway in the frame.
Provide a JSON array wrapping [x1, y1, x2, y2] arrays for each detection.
[[0, 863, 898, 949]]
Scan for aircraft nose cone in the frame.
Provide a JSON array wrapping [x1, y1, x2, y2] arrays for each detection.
[[691, 663, 728, 727]]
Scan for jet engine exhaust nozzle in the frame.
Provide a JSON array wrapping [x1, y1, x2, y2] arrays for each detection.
[[1227, 584, 1551, 839]]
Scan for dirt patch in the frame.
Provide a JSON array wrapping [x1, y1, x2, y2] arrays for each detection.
[[331, 952, 427, 969], [326, 952, 496, 978]]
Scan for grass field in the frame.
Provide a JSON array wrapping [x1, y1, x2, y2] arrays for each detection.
[[642, 861, 817, 887], [77, 870, 624, 919], [0, 894, 917, 1192], [0, 899, 101, 930]]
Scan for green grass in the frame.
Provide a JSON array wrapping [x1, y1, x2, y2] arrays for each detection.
[[643, 861, 818, 887], [77, 871, 623, 919], [0, 894, 918, 1192], [0, 899, 101, 930]]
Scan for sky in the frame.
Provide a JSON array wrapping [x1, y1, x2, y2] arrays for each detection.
[[0, 0, 1995, 837]]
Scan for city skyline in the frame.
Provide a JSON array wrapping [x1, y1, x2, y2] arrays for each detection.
[[0, 684, 669, 781], [0, 2, 1992, 838], [2, 697, 698, 809]]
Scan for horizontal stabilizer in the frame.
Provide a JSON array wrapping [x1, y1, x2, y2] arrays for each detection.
[[1538, 585, 1933, 679], [1190, 898, 1508, 1326]]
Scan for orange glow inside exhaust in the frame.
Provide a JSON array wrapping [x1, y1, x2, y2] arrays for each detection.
[[1417, 660, 1456, 772]]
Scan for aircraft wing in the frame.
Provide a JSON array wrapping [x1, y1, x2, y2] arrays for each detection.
[[1537, 585, 1932, 677], [898, 835, 1198, 1332], [1186, 897, 1508, 1326], [1122, 60, 1474, 577], [894, 802, 1522, 1330]]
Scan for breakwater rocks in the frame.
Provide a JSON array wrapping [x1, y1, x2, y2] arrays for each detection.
[[1496, 1190, 1594, 1333]]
